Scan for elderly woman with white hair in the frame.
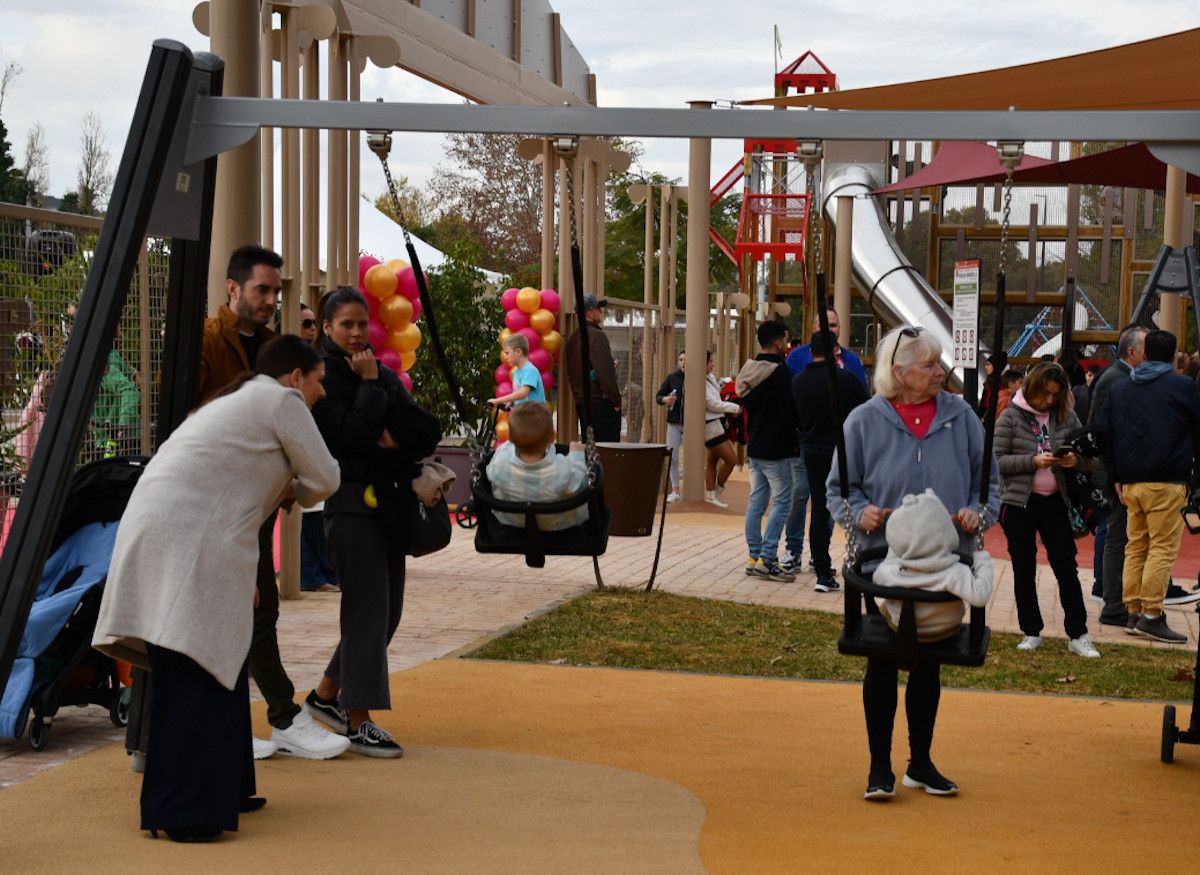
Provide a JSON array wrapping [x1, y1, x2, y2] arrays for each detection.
[[827, 325, 999, 801]]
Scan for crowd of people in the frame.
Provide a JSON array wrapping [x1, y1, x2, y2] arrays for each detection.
[[80, 241, 1200, 827]]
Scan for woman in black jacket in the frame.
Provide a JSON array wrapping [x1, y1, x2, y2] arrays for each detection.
[[654, 352, 686, 502], [303, 288, 441, 758]]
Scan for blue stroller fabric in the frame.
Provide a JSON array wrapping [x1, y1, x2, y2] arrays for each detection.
[[0, 521, 119, 739]]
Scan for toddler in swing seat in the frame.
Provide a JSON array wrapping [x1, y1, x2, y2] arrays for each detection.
[[486, 401, 590, 531], [873, 489, 994, 642]]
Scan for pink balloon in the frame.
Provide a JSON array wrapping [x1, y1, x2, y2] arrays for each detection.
[[378, 348, 404, 374], [501, 287, 520, 310], [540, 370, 555, 392], [409, 296, 422, 322], [504, 309, 530, 331], [518, 327, 541, 351], [539, 289, 560, 314], [528, 348, 551, 372], [368, 321, 387, 351], [366, 293, 380, 321], [494, 364, 511, 385], [496, 381, 513, 398], [397, 371, 413, 393], [358, 255, 381, 288], [397, 266, 421, 302]]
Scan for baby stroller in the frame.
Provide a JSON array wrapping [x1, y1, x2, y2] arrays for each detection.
[[0, 455, 147, 749]]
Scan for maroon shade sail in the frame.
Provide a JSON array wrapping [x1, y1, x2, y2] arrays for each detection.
[[876, 141, 1200, 194]]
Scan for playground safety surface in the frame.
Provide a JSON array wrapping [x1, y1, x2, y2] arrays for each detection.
[[1, 473, 1198, 869]]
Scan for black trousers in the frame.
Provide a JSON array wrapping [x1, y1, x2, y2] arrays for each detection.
[[1000, 493, 1088, 639], [141, 644, 254, 833], [862, 657, 941, 773], [249, 511, 300, 729], [1100, 496, 1129, 619], [804, 449, 834, 577], [578, 398, 621, 443], [323, 513, 406, 711]]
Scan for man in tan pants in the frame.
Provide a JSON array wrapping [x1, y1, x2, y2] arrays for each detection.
[[1099, 329, 1200, 643]]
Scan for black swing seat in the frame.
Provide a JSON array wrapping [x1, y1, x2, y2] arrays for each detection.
[[839, 547, 990, 671], [470, 445, 612, 568]]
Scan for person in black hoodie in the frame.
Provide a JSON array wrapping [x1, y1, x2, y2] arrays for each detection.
[[303, 288, 442, 756], [654, 352, 686, 502], [735, 320, 799, 582], [792, 330, 869, 592], [1096, 329, 1200, 644]]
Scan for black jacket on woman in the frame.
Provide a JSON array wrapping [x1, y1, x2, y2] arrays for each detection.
[[313, 337, 442, 521], [655, 370, 685, 425]]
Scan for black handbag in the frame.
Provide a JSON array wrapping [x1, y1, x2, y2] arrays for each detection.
[[1064, 468, 1109, 535], [408, 493, 452, 557]]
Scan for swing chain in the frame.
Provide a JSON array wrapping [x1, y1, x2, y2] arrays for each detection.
[[995, 140, 1023, 278], [799, 141, 824, 282], [561, 144, 599, 484], [841, 498, 858, 567]]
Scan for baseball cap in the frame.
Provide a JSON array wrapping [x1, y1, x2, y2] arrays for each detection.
[[582, 294, 608, 311]]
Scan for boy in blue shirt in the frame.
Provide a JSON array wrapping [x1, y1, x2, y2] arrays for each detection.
[[489, 333, 545, 407]]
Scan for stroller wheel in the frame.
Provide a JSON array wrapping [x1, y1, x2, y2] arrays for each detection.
[[28, 714, 49, 751], [110, 689, 130, 728], [1161, 705, 1178, 764], [454, 503, 477, 530]]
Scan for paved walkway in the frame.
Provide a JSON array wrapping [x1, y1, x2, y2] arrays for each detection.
[[3, 476, 1197, 789]]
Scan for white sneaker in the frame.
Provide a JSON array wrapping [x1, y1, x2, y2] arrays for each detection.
[[666, 491, 682, 504], [704, 490, 728, 508], [252, 736, 278, 760], [1016, 635, 1043, 651], [715, 484, 726, 500], [1068, 635, 1101, 658], [271, 710, 351, 759]]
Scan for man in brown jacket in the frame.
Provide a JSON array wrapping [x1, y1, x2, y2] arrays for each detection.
[[565, 294, 622, 442], [198, 244, 349, 762]]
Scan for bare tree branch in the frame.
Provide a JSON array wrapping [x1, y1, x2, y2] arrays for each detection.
[[0, 59, 21, 116], [77, 112, 112, 215], [22, 122, 48, 205]]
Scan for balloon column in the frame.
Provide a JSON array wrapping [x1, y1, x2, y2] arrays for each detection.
[[357, 254, 424, 393], [493, 286, 562, 443]]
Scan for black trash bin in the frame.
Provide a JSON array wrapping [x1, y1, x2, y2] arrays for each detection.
[[595, 443, 669, 537]]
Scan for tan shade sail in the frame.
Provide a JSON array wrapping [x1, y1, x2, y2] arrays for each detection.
[[742, 29, 1200, 111]]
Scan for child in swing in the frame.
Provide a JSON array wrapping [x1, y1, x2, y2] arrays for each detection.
[[486, 401, 590, 531]]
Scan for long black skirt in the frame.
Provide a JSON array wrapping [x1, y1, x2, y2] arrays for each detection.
[[141, 644, 255, 832]]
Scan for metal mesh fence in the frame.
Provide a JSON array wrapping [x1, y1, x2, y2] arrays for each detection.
[[0, 204, 168, 555]]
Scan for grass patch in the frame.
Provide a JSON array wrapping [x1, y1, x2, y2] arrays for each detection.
[[472, 590, 1198, 701]]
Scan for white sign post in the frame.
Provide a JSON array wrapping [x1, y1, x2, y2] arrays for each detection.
[[952, 259, 981, 370]]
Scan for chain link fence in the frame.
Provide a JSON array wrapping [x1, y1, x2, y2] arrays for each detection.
[[1, 203, 168, 555]]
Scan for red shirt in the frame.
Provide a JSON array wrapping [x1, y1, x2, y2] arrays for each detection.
[[890, 398, 937, 439]]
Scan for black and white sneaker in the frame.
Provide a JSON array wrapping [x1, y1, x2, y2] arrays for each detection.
[[304, 690, 348, 734], [902, 762, 958, 796], [1164, 582, 1200, 607], [346, 720, 404, 758], [814, 574, 840, 593], [864, 769, 896, 801]]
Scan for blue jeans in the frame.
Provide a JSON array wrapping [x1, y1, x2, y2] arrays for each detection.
[[784, 454, 811, 560], [745, 457, 794, 561], [300, 510, 337, 591]]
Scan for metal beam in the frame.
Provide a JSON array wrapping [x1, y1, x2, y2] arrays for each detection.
[[186, 96, 1200, 162]]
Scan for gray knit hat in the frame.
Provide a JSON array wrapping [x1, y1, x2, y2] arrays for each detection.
[[884, 489, 959, 573]]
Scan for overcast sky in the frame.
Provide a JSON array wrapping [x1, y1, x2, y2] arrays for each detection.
[[0, 1, 1195, 204]]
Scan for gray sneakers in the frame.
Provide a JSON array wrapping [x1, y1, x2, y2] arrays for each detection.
[[1133, 613, 1187, 644]]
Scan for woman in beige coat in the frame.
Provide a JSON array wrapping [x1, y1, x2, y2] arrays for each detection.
[[93, 335, 339, 843]]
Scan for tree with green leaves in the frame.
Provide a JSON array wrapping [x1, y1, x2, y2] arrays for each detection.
[[408, 235, 504, 437]]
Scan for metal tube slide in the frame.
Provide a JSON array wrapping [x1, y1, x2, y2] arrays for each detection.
[[821, 164, 967, 391]]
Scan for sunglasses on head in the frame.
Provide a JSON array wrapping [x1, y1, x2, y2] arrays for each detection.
[[301, 318, 316, 329], [889, 326, 923, 372]]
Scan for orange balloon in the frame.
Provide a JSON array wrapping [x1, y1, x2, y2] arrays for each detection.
[[399, 350, 417, 371], [379, 294, 413, 329], [498, 328, 512, 347], [540, 329, 563, 355], [528, 308, 555, 334], [516, 286, 540, 315], [364, 263, 399, 300], [495, 420, 510, 442], [497, 410, 509, 423], [389, 322, 422, 353], [383, 258, 410, 273]]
